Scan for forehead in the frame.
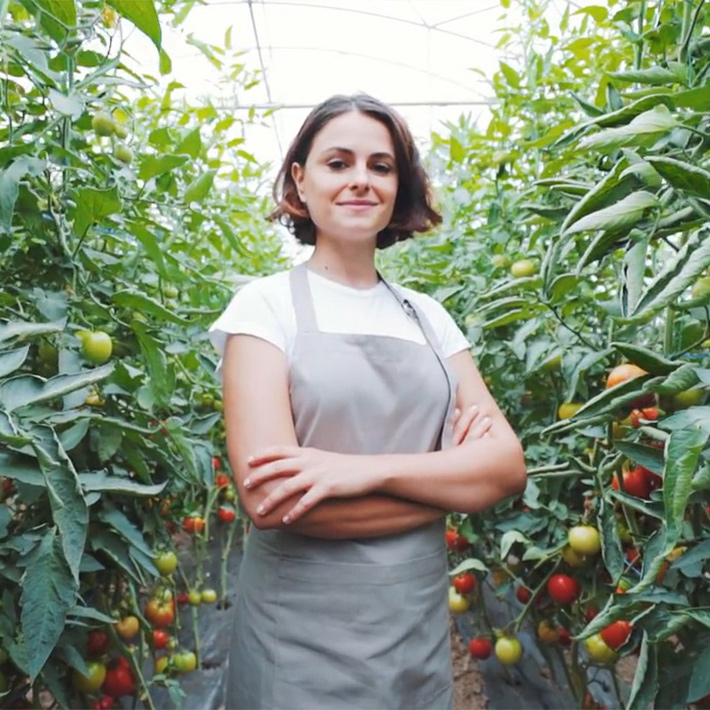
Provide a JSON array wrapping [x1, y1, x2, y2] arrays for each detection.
[[309, 111, 395, 155]]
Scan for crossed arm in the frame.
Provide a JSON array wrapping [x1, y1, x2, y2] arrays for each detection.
[[222, 334, 527, 540]]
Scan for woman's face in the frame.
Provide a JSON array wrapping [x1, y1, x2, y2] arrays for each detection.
[[292, 110, 399, 247]]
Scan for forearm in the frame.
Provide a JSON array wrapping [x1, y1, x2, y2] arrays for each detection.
[[247, 487, 445, 539], [375, 433, 527, 513]]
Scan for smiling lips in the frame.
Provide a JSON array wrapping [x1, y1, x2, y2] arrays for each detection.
[[338, 200, 377, 208]]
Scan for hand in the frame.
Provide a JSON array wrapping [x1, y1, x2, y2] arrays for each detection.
[[453, 405, 492, 446], [243, 446, 382, 524]]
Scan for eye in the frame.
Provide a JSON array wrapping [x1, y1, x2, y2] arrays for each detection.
[[327, 159, 347, 170], [373, 163, 394, 174]]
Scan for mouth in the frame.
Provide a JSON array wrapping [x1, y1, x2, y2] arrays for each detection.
[[338, 201, 378, 207]]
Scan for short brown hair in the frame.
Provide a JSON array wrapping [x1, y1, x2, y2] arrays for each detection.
[[270, 94, 442, 249]]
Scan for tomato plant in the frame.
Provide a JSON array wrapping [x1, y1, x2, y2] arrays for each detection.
[[72, 661, 107, 693], [155, 551, 178, 577]]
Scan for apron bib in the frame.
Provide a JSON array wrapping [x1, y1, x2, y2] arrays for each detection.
[[227, 264, 458, 709]]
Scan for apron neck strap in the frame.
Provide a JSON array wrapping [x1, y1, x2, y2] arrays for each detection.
[[290, 263, 319, 332]]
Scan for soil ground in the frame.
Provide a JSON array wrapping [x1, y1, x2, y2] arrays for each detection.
[[451, 621, 489, 710]]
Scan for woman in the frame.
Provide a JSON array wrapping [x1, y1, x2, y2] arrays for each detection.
[[209, 94, 526, 709]]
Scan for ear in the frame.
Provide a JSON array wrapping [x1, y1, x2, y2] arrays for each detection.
[[291, 162, 306, 202]]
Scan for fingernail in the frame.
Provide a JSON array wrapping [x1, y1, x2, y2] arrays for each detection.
[[247, 455, 255, 464], [282, 515, 291, 524], [244, 478, 251, 488], [256, 505, 265, 515]]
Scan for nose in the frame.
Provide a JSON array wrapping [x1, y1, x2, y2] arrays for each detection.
[[349, 162, 371, 191]]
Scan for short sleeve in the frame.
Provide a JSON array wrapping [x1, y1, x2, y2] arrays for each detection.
[[414, 294, 470, 359], [208, 282, 287, 365]]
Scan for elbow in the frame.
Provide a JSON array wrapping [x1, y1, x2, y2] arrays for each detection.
[[505, 440, 528, 497]]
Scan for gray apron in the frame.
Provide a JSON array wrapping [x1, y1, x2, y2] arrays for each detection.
[[226, 263, 458, 709]]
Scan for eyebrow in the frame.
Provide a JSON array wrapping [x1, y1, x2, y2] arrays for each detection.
[[324, 147, 395, 160]]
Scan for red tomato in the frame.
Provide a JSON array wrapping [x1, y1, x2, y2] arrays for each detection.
[[218, 505, 236, 523], [515, 586, 531, 604], [625, 548, 642, 567], [182, 515, 205, 534], [630, 407, 659, 428], [212, 456, 222, 470], [215, 473, 230, 488], [101, 659, 136, 698], [547, 574, 580, 605], [557, 627, 572, 647], [177, 592, 189, 606], [144, 598, 175, 628], [584, 605, 599, 622], [612, 467, 653, 499], [91, 697, 115, 710], [445, 528, 470, 552], [87, 629, 109, 656], [452, 573, 476, 595], [152, 629, 170, 650], [600, 620, 632, 650], [467, 637, 493, 660]]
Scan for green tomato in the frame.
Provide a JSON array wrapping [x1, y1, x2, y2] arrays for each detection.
[[72, 661, 107, 693], [81, 331, 113, 364], [691, 276, 710, 299], [568, 525, 601, 556], [447, 587, 470, 614], [188, 590, 202, 607], [201, 588, 218, 604], [673, 388, 705, 410], [510, 259, 537, 278], [585, 633, 618, 664], [91, 112, 116, 137], [155, 551, 178, 577], [173, 651, 197, 673], [114, 144, 133, 164], [495, 637, 523, 664], [491, 254, 510, 269]]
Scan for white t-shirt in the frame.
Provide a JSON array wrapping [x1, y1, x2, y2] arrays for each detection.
[[209, 268, 470, 367]]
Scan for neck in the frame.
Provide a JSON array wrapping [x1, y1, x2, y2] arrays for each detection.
[[307, 241, 379, 289]]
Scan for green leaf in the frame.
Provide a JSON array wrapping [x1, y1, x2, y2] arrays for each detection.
[[499, 61, 521, 88], [184, 169, 217, 204], [578, 105, 677, 152], [449, 137, 465, 163], [631, 226, 710, 318], [90, 528, 143, 584], [564, 191, 658, 236], [137, 153, 189, 181], [627, 633, 658, 710], [132, 322, 174, 407], [107, 0, 161, 53], [77, 472, 166, 497], [0, 364, 113, 412], [0, 452, 44, 486], [610, 63, 686, 85], [449, 558, 488, 575], [613, 441, 664, 475], [112, 290, 188, 324], [0, 346, 29, 378], [175, 128, 202, 158], [97, 426, 122, 463], [610, 343, 681, 375], [47, 88, 84, 119], [0, 318, 64, 343], [69, 186, 122, 239], [66, 605, 115, 624], [98, 506, 155, 560], [660, 406, 710, 433], [620, 234, 648, 317], [646, 156, 710, 200], [561, 159, 631, 234], [33, 430, 88, 582], [0, 156, 45, 233], [20, 529, 78, 680], [500, 530, 528, 559], [31, 0, 77, 43], [664, 428, 708, 542], [653, 364, 700, 395], [688, 646, 710, 702], [597, 489, 624, 580]]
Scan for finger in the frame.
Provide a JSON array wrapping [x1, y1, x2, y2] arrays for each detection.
[[467, 416, 492, 440], [282, 486, 326, 525], [255, 475, 312, 517], [453, 405, 479, 445], [244, 459, 300, 489], [248, 445, 300, 467]]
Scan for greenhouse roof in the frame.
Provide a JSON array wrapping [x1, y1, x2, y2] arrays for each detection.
[[127, 0, 591, 167]]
